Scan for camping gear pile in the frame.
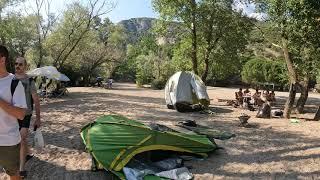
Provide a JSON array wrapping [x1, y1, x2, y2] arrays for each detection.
[[81, 115, 232, 180], [238, 114, 250, 126], [256, 103, 271, 118], [165, 71, 210, 112], [177, 120, 235, 140], [28, 66, 70, 98]]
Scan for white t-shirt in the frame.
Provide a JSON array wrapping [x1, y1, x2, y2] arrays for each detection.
[[0, 73, 27, 146]]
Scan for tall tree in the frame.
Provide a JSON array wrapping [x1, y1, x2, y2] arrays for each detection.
[[253, 0, 320, 117], [31, 0, 57, 67], [153, 0, 199, 75], [198, 0, 252, 82], [0, 13, 37, 70], [46, 0, 114, 69]]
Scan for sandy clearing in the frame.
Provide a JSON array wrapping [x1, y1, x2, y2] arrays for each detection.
[[1, 83, 320, 180]]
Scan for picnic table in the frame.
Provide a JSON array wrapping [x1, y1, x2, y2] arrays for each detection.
[[243, 95, 251, 103]]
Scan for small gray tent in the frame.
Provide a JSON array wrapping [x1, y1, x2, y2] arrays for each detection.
[[165, 71, 210, 112]]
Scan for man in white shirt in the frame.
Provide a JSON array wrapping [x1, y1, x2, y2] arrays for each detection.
[[0, 45, 27, 180]]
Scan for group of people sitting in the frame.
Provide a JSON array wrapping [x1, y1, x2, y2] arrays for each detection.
[[96, 77, 113, 89], [235, 88, 276, 107], [38, 79, 68, 99]]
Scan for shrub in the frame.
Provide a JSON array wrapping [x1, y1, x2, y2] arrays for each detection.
[[151, 79, 167, 90], [242, 58, 288, 87]]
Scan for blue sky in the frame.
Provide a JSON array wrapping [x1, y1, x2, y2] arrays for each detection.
[[19, 0, 158, 23], [107, 0, 157, 22], [17, 0, 263, 23]]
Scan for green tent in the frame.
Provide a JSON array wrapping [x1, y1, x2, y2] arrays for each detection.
[[80, 115, 217, 178]]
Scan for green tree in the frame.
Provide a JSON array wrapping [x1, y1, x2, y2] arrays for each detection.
[[31, 0, 57, 67], [198, 0, 252, 81], [252, 0, 320, 117], [242, 58, 288, 86], [58, 17, 124, 86], [153, 0, 199, 75], [153, 0, 252, 82], [0, 13, 37, 71], [45, 0, 114, 69]]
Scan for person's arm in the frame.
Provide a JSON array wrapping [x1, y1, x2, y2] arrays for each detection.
[[32, 92, 41, 127], [0, 99, 26, 120], [30, 79, 41, 127]]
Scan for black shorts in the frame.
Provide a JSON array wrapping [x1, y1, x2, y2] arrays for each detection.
[[19, 114, 32, 130]]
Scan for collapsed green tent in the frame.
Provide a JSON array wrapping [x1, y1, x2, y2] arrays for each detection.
[[81, 115, 217, 178]]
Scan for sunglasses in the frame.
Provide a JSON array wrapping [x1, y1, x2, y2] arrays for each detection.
[[15, 62, 24, 66]]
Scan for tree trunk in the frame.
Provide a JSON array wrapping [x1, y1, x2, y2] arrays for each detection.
[[201, 37, 218, 83], [282, 38, 297, 119], [284, 83, 297, 118], [296, 76, 309, 114], [190, 0, 198, 75], [201, 53, 209, 82], [314, 106, 320, 121], [37, 41, 43, 68]]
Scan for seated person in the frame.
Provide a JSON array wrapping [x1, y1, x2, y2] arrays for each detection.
[[252, 89, 263, 106], [107, 78, 113, 89], [244, 88, 251, 95], [262, 90, 269, 101], [243, 88, 252, 103], [253, 89, 261, 97], [235, 88, 244, 105], [256, 101, 271, 118], [96, 77, 102, 87], [270, 90, 276, 102]]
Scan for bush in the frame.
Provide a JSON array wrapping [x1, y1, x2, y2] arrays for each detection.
[[317, 73, 320, 84], [151, 79, 167, 90], [242, 58, 288, 87]]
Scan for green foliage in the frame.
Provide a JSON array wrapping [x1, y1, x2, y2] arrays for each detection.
[[151, 79, 167, 90], [153, 0, 253, 82], [254, 0, 320, 79], [4, 0, 320, 91], [242, 58, 288, 86], [135, 54, 154, 86], [0, 13, 38, 71], [317, 72, 320, 84], [171, 38, 193, 71]]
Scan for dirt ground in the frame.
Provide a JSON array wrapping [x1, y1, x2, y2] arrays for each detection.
[[1, 83, 320, 180]]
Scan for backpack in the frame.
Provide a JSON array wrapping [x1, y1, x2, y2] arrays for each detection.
[[11, 79, 19, 97], [11, 78, 35, 111]]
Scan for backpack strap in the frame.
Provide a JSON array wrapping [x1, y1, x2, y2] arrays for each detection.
[[29, 77, 34, 83], [11, 79, 20, 97], [29, 77, 35, 111]]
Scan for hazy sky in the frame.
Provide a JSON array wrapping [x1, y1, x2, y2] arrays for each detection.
[[18, 0, 157, 23], [12, 0, 263, 23]]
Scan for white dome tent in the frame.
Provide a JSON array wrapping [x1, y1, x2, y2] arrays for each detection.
[[165, 71, 210, 112]]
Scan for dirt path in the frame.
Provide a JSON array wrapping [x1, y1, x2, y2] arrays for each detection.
[[1, 83, 320, 180]]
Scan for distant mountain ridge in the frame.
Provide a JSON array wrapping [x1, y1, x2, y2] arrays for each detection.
[[117, 17, 157, 43]]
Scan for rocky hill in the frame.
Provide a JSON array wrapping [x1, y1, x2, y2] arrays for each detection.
[[117, 17, 157, 43]]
